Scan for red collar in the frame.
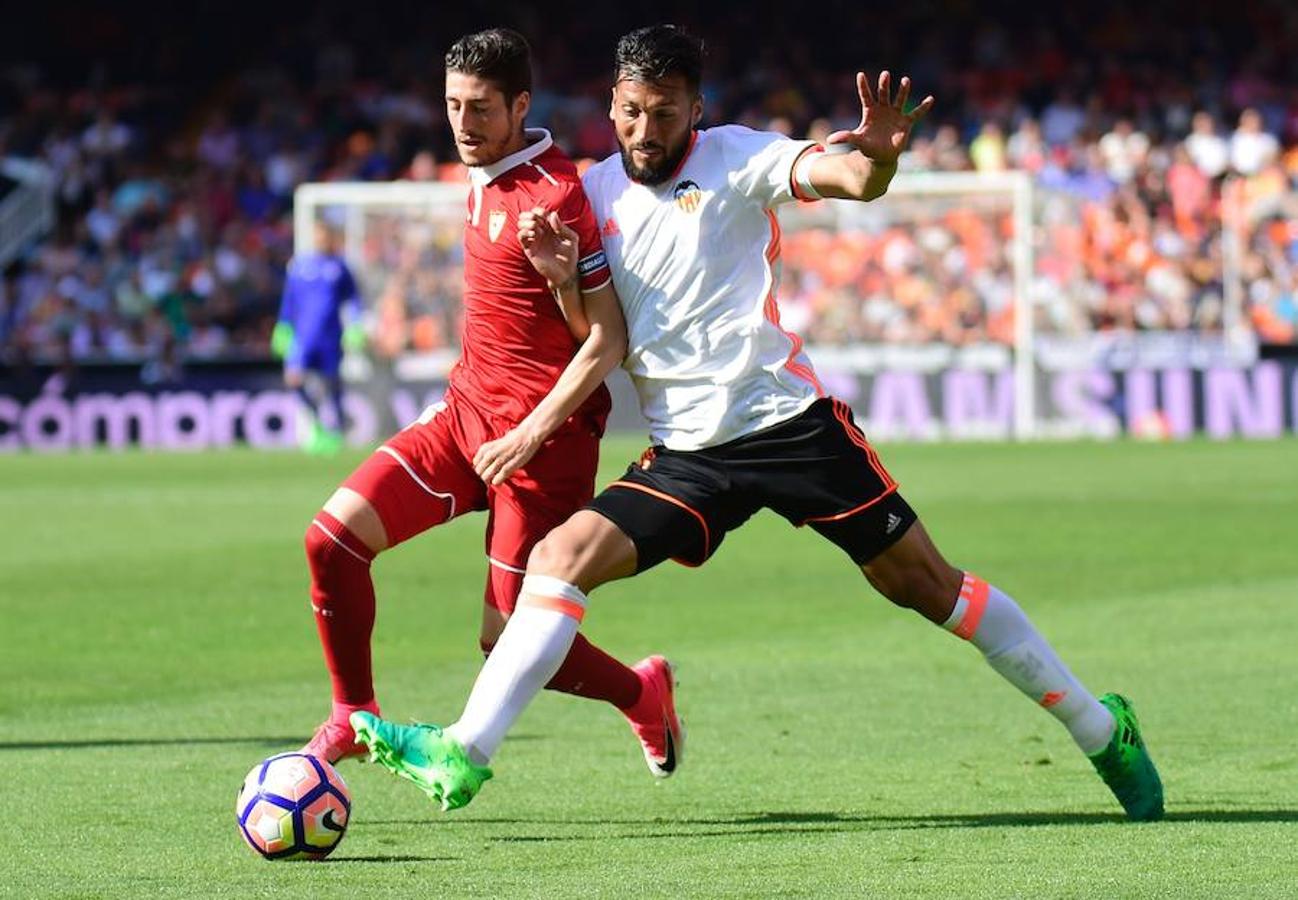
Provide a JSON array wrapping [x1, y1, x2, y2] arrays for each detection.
[[468, 128, 554, 186], [666, 130, 698, 182]]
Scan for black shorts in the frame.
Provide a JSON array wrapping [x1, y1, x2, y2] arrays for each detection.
[[587, 397, 917, 572]]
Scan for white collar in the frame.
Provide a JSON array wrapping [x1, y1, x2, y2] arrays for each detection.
[[467, 129, 554, 185]]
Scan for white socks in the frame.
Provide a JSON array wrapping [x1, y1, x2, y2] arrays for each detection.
[[943, 573, 1115, 755], [447, 575, 586, 764], [445, 570, 1114, 766]]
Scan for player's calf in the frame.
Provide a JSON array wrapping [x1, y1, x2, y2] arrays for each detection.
[[862, 521, 1162, 818], [860, 520, 964, 624], [938, 571, 1164, 818], [302, 502, 388, 759]]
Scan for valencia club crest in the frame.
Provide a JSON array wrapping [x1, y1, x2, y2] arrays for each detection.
[[673, 180, 702, 213]]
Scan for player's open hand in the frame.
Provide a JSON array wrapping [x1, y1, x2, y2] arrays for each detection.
[[826, 71, 934, 164], [473, 424, 545, 486], [518, 206, 579, 290]]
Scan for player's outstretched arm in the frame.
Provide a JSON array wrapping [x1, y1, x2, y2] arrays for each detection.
[[810, 70, 934, 202]]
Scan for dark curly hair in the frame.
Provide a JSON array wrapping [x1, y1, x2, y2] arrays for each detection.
[[445, 28, 533, 103], [614, 25, 705, 93]]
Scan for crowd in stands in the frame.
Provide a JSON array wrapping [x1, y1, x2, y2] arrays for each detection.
[[2, 2, 1298, 369]]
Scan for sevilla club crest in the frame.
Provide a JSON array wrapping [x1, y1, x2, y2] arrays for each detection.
[[488, 210, 507, 242]]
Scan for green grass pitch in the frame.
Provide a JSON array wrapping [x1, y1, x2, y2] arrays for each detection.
[[2, 438, 1297, 898]]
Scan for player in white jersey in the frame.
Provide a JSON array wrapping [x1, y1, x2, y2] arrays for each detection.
[[353, 25, 1164, 821], [581, 120, 827, 449]]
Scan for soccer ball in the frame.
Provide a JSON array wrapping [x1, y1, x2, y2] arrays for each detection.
[[235, 752, 351, 860]]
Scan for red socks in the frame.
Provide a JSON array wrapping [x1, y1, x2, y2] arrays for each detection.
[[307, 509, 643, 715], [482, 629, 642, 710], [547, 634, 642, 709], [304, 511, 378, 709]]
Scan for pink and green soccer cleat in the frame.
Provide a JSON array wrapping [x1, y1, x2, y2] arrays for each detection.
[[1088, 693, 1164, 822], [349, 711, 492, 811]]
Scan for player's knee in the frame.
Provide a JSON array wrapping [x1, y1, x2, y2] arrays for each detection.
[[320, 488, 389, 554], [304, 512, 380, 574], [303, 519, 333, 570], [527, 530, 586, 583]]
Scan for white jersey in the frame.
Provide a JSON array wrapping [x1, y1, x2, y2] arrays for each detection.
[[582, 125, 825, 450]]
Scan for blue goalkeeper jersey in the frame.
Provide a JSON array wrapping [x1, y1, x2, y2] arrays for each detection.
[[278, 252, 360, 350]]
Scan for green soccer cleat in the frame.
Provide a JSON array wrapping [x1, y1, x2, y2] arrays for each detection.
[[303, 422, 343, 456], [349, 711, 492, 811], [1088, 693, 1164, 822]]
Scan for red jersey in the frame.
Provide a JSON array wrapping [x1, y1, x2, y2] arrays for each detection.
[[452, 129, 613, 434]]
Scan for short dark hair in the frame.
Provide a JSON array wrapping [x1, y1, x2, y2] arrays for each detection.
[[445, 28, 533, 103], [615, 25, 704, 93]]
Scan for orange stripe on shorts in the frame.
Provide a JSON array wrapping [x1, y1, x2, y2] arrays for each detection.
[[518, 594, 586, 622], [610, 480, 711, 561], [832, 399, 897, 490], [952, 573, 990, 640]]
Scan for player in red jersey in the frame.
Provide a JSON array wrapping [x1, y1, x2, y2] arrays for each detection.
[[300, 28, 682, 777]]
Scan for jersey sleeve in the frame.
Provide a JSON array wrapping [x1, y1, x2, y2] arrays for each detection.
[[559, 182, 611, 293], [719, 125, 821, 208]]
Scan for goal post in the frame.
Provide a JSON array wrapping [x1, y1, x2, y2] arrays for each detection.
[[292, 171, 1039, 439]]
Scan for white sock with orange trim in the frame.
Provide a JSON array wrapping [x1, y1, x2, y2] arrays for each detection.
[[943, 572, 1115, 755], [446, 574, 586, 765]]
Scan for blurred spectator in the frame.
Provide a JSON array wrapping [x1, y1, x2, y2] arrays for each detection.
[[1098, 120, 1149, 184], [81, 111, 131, 165], [1186, 112, 1230, 178], [1231, 108, 1280, 176], [1041, 90, 1086, 147], [197, 112, 241, 172], [969, 122, 1006, 172], [1006, 119, 1046, 173], [4, 1, 1298, 369], [404, 149, 438, 182]]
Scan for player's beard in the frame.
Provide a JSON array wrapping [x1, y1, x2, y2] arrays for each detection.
[[619, 133, 692, 186]]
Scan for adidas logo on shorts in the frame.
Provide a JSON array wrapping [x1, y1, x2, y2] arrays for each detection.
[[885, 513, 903, 534]]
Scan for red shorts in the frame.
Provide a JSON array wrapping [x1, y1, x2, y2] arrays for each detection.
[[340, 391, 598, 613]]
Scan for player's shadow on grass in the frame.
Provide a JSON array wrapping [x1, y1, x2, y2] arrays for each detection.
[[719, 809, 1298, 828], [0, 736, 304, 751], [898, 809, 1298, 827], [332, 854, 460, 864], [685, 809, 1298, 827], [0, 733, 545, 752], [365, 807, 1298, 838]]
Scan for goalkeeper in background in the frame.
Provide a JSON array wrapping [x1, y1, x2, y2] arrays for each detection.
[[273, 220, 365, 455]]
